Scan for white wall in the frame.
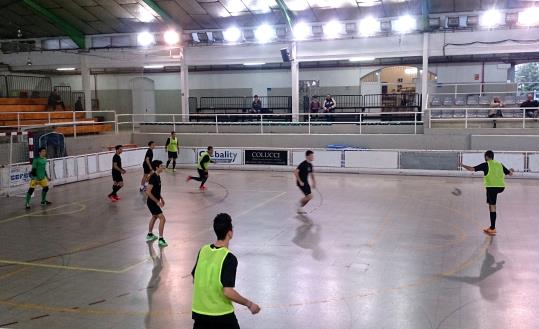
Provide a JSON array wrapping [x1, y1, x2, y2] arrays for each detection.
[[432, 63, 508, 83]]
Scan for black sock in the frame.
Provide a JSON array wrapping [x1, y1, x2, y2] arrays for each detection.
[[490, 212, 496, 230], [166, 160, 170, 168], [172, 161, 176, 170], [110, 185, 120, 196]]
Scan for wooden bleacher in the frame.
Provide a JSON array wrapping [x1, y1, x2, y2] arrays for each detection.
[[0, 98, 112, 136]]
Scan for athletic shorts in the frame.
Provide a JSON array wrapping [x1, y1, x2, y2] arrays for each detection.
[[193, 313, 240, 329], [143, 164, 152, 174], [30, 178, 48, 188], [297, 183, 311, 196], [147, 200, 163, 216], [486, 187, 505, 205], [112, 172, 123, 183], [168, 151, 178, 159]]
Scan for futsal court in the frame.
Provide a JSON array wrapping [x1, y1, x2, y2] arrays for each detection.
[[0, 168, 537, 329]]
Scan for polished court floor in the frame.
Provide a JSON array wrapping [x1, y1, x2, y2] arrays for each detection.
[[0, 169, 538, 329]]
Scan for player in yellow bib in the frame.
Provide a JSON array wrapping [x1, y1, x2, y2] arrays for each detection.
[[165, 131, 179, 172], [461, 150, 514, 236], [191, 213, 260, 328]]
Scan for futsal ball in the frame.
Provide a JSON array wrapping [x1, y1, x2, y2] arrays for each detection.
[[451, 188, 462, 196]]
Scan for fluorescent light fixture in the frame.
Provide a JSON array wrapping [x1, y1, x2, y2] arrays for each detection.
[[518, 7, 539, 26], [56, 67, 76, 71], [243, 62, 266, 66], [349, 56, 376, 62], [254, 24, 275, 43], [137, 31, 155, 47], [404, 67, 418, 75], [393, 15, 416, 33], [164, 30, 180, 45], [223, 27, 242, 42], [357, 0, 379, 6], [293, 21, 311, 40], [144, 64, 164, 69], [480, 9, 503, 28], [359, 16, 380, 36], [323, 20, 343, 39]]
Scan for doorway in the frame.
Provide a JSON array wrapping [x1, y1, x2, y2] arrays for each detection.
[[130, 77, 156, 123]]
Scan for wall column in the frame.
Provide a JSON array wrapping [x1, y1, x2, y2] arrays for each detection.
[[291, 42, 299, 122], [81, 55, 92, 116], [421, 32, 429, 113], [180, 49, 190, 122]]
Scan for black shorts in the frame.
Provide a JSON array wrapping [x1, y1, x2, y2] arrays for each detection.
[[147, 200, 163, 216], [193, 312, 240, 329], [112, 172, 123, 182], [297, 183, 311, 196], [143, 164, 152, 174], [486, 187, 505, 205], [168, 151, 178, 159]]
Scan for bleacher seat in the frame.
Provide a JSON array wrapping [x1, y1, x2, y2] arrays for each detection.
[[430, 96, 442, 107], [517, 95, 528, 104], [455, 96, 466, 106], [442, 96, 454, 106], [478, 95, 491, 106], [467, 95, 479, 106]]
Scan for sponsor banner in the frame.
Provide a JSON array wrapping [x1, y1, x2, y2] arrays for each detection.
[[196, 148, 242, 165], [10, 164, 32, 187], [245, 150, 288, 166]]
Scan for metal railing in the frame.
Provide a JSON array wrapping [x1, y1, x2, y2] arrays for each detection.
[[3, 75, 52, 98], [427, 107, 538, 129], [0, 110, 116, 137], [197, 96, 292, 114], [116, 111, 424, 135]]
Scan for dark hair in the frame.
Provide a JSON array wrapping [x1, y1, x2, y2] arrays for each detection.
[[148, 141, 154, 146], [151, 160, 163, 171], [207, 146, 213, 151], [115, 144, 122, 151], [213, 213, 233, 240], [313, 96, 318, 99], [485, 150, 494, 159], [171, 131, 176, 134], [38, 147, 46, 153], [306, 150, 314, 156], [254, 94, 259, 98]]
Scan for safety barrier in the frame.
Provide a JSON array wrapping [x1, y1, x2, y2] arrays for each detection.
[[427, 107, 539, 129], [2, 146, 538, 197]]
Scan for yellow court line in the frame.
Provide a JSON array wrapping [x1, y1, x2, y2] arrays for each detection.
[[0, 266, 31, 282], [367, 213, 392, 247], [0, 257, 151, 274], [234, 191, 287, 219], [0, 203, 77, 224], [29, 203, 86, 217]]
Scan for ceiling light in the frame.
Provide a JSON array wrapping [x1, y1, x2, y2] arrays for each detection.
[[480, 9, 503, 28], [138, 7, 154, 23], [223, 27, 242, 42], [286, 0, 309, 11], [243, 62, 266, 66], [144, 64, 164, 69], [323, 20, 343, 39], [254, 24, 275, 43], [357, 0, 380, 7], [293, 21, 311, 40], [404, 67, 418, 75], [56, 67, 76, 71], [164, 30, 180, 45], [349, 56, 376, 62], [518, 7, 539, 26], [359, 16, 380, 36], [137, 32, 155, 47], [393, 15, 416, 33]]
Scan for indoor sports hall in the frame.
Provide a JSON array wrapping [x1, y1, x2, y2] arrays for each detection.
[[1, 1, 539, 328]]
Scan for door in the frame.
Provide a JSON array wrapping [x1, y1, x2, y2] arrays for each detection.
[[130, 77, 155, 123]]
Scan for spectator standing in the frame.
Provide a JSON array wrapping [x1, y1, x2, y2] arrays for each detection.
[[74, 97, 83, 112], [488, 97, 503, 128], [47, 88, 65, 111], [520, 93, 539, 118], [323, 94, 336, 122]]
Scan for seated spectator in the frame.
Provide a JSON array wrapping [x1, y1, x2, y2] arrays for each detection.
[[323, 94, 336, 122], [488, 96, 503, 128], [309, 96, 321, 113], [251, 95, 262, 114], [520, 93, 539, 118], [47, 88, 65, 111], [74, 97, 83, 112]]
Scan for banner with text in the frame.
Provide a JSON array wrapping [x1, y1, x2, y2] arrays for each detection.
[[245, 150, 288, 166], [196, 148, 243, 165]]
